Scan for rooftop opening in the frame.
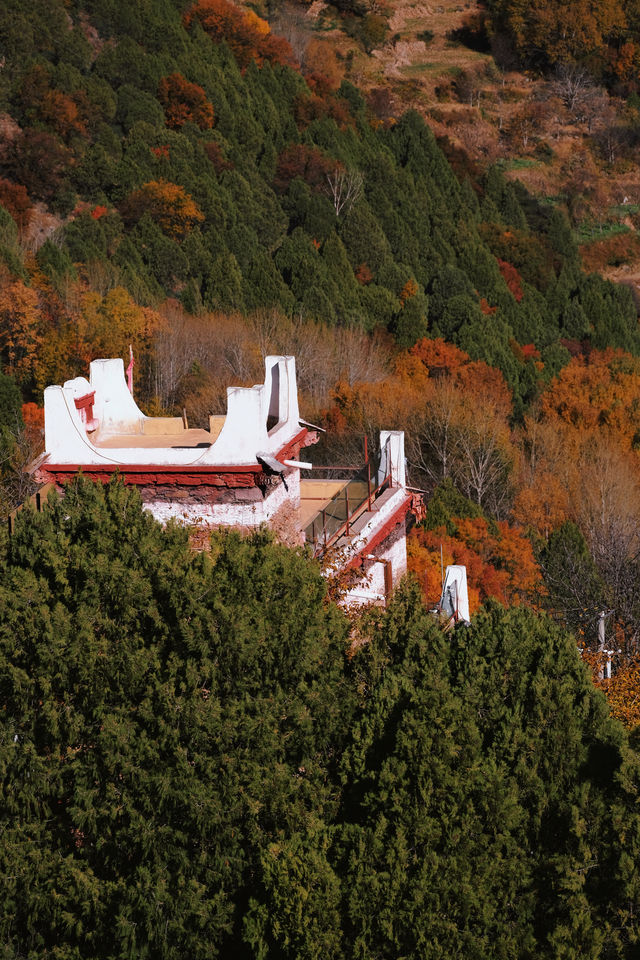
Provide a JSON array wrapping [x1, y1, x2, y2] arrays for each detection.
[[267, 362, 282, 434]]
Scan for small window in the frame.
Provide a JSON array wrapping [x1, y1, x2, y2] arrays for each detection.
[[267, 363, 281, 433]]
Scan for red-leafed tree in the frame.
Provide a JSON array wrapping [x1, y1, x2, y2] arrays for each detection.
[[203, 141, 233, 173], [294, 90, 354, 130], [497, 259, 524, 302], [274, 144, 335, 192], [158, 73, 215, 130], [0, 179, 33, 234], [7, 130, 70, 201]]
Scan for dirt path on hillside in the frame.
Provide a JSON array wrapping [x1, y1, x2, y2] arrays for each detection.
[[366, 0, 492, 88], [274, 0, 640, 297]]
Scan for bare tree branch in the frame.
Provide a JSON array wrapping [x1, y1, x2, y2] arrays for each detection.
[[324, 167, 364, 217]]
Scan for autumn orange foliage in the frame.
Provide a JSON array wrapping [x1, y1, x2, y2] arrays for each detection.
[[21, 401, 44, 445], [158, 73, 215, 130], [21, 402, 43, 430], [479, 297, 497, 315], [19, 65, 87, 141], [303, 39, 342, 92], [183, 0, 297, 70], [39, 89, 87, 140], [120, 180, 204, 239], [539, 349, 640, 450], [598, 658, 640, 728], [410, 337, 512, 413], [399, 278, 418, 305], [580, 647, 640, 729], [410, 337, 469, 374], [408, 517, 541, 614], [0, 281, 43, 386], [0, 272, 165, 397]]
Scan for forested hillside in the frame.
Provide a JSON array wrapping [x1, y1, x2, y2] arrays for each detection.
[[0, 0, 639, 713], [0, 0, 638, 413], [2, 479, 640, 959], [484, 0, 640, 73], [2, 3, 640, 954]]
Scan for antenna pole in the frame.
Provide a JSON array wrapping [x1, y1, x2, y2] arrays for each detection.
[[440, 544, 444, 591]]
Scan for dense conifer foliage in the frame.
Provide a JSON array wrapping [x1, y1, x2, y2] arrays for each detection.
[[1, 2, 640, 945], [0, 479, 353, 957], [1, 480, 640, 957]]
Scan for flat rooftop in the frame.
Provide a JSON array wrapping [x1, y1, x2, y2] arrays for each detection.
[[92, 415, 226, 450], [94, 429, 213, 450]]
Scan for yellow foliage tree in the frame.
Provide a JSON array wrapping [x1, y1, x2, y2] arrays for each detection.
[[80, 287, 164, 379], [120, 180, 204, 239], [0, 280, 43, 387]]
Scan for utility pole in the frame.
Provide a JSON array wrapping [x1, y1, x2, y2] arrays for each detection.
[[597, 610, 613, 680]]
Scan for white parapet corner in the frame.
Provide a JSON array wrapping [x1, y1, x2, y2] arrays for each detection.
[[264, 355, 300, 436], [90, 359, 146, 435], [204, 355, 301, 464], [439, 565, 471, 624], [213, 385, 269, 463], [43, 383, 99, 463], [378, 430, 406, 488], [42, 353, 305, 468]]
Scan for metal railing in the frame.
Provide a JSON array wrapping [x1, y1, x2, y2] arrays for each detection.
[[303, 469, 391, 555]]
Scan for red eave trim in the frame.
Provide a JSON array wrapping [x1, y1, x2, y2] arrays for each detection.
[[344, 494, 411, 571], [41, 462, 263, 475], [38, 427, 310, 482], [275, 427, 309, 462]]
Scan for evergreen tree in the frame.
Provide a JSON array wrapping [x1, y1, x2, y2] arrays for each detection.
[[0, 478, 353, 958]]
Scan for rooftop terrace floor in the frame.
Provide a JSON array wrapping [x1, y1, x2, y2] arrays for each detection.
[[94, 429, 213, 450]]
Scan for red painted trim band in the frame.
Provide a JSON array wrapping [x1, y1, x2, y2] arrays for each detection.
[[37, 428, 310, 488], [344, 495, 411, 570]]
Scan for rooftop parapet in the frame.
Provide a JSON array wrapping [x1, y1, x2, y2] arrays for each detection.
[[43, 354, 303, 467]]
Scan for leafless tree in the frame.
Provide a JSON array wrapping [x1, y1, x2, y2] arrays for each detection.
[[246, 308, 281, 363], [273, 314, 388, 409], [0, 414, 40, 520], [268, 1, 310, 64], [454, 406, 514, 518], [551, 64, 596, 120], [324, 166, 364, 217], [454, 68, 484, 108], [152, 304, 262, 411], [506, 101, 547, 151], [592, 106, 632, 165], [577, 441, 640, 651], [152, 300, 390, 424], [333, 326, 389, 387], [407, 383, 514, 515], [269, 314, 336, 408], [581, 89, 609, 133], [406, 381, 466, 489]]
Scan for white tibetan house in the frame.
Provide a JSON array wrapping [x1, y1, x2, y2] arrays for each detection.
[[32, 354, 415, 606]]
